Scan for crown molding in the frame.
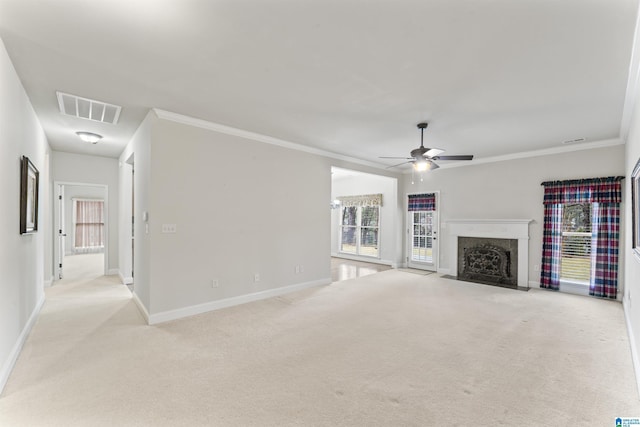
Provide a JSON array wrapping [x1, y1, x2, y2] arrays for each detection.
[[152, 109, 623, 174], [620, 3, 640, 142], [152, 109, 389, 170], [403, 137, 624, 173]]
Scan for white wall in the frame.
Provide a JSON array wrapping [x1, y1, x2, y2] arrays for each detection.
[[146, 117, 331, 317], [119, 111, 154, 313], [121, 112, 404, 323], [624, 51, 640, 396], [62, 185, 106, 255], [52, 152, 119, 274], [401, 145, 626, 290], [0, 38, 51, 393], [331, 170, 399, 266]]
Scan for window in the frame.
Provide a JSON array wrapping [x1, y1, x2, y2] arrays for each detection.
[[74, 199, 105, 253], [540, 176, 622, 299], [340, 205, 379, 257], [560, 203, 592, 283]]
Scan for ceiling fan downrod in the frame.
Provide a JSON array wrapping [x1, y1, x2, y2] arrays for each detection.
[[417, 122, 428, 149]]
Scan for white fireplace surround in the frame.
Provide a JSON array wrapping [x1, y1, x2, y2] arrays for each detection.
[[447, 219, 533, 288]]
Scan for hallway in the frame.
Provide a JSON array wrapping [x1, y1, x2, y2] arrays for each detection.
[[59, 253, 104, 282]]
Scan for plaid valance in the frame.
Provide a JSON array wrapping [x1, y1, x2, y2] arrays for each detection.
[[541, 176, 623, 205], [336, 193, 382, 207], [408, 193, 436, 211]]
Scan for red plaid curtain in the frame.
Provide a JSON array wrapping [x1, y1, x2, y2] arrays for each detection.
[[408, 193, 436, 211], [540, 177, 622, 299], [540, 203, 563, 290], [590, 203, 620, 298]]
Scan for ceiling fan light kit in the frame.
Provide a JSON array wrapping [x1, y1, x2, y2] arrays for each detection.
[[414, 158, 439, 172], [380, 122, 474, 177]]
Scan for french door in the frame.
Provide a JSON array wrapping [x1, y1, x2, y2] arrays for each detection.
[[407, 208, 438, 271]]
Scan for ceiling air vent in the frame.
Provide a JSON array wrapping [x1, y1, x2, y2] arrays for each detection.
[[56, 91, 121, 124], [562, 137, 586, 145]]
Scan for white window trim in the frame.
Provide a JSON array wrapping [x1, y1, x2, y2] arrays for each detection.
[[339, 205, 381, 258], [559, 205, 592, 285]]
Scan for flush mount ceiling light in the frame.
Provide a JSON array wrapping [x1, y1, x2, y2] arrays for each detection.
[[76, 131, 103, 144]]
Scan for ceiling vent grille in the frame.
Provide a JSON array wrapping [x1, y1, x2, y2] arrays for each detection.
[[56, 91, 121, 124], [562, 137, 586, 145]]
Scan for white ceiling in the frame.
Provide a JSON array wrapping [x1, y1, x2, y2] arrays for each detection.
[[0, 0, 638, 168]]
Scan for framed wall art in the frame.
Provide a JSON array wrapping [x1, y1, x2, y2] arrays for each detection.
[[20, 156, 39, 234]]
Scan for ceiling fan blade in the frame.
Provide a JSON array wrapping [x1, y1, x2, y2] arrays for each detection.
[[379, 156, 413, 160], [385, 160, 412, 169], [432, 155, 474, 161], [424, 148, 445, 157]]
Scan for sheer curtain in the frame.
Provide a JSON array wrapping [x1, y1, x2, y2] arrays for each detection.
[[74, 199, 104, 253], [539, 177, 622, 299]]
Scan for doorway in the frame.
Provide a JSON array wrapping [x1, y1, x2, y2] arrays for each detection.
[[122, 154, 135, 292], [407, 192, 439, 271], [54, 182, 108, 281], [330, 167, 399, 267]]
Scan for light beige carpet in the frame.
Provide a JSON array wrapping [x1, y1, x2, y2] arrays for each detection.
[[1, 269, 638, 426]]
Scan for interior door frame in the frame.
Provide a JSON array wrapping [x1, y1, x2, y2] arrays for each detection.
[[53, 181, 109, 280], [406, 190, 440, 271], [56, 184, 65, 279]]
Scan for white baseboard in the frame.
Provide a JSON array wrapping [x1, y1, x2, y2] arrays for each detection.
[[118, 271, 133, 285], [148, 278, 331, 325], [43, 277, 53, 288], [0, 293, 45, 395], [107, 268, 119, 276], [623, 297, 640, 399], [437, 268, 451, 275], [132, 291, 149, 324], [528, 280, 540, 289]]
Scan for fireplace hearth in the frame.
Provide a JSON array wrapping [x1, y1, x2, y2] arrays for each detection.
[[458, 237, 518, 288]]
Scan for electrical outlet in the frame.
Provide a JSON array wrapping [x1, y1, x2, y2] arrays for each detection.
[[294, 265, 299, 274], [299, 265, 304, 273], [211, 279, 219, 288], [161, 224, 177, 233], [254, 273, 260, 282]]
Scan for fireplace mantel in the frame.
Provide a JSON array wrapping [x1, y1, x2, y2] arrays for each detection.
[[446, 219, 533, 288]]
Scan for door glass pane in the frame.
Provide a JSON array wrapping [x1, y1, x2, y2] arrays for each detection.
[[411, 211, 433, 263], [361, 207, 379, 227], [360, 228, 378, 257], [342, 207, 357, 226], [341, 226, 356, 253]]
